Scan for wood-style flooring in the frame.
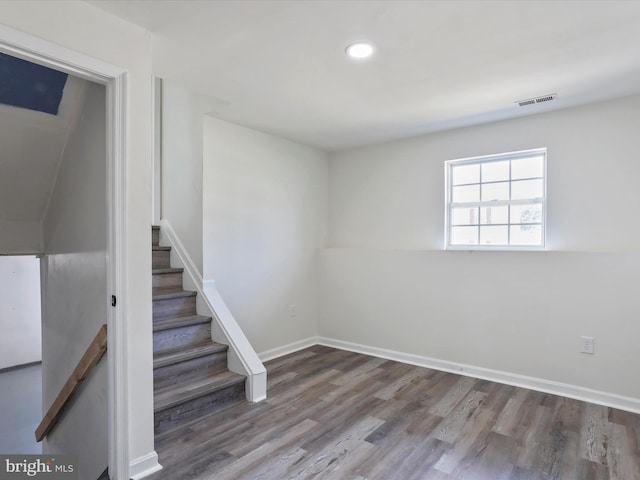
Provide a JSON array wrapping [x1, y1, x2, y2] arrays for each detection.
[[149, 346, 640, 479]]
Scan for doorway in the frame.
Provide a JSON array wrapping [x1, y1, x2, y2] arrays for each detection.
[[0, 26, 129, 479], [0, 50, 109, 479]]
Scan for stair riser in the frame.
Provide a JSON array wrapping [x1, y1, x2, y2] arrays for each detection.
[[152, 228, 160, 246], [153, 323, 211, 353], [153, 295, 197, 319], [152, 250, 171, 269], [154, 382, 245, 435], [154, 352, 228, 391], [153, 271, 183, 293]]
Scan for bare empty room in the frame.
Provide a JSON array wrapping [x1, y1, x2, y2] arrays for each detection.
[[1, 1, 639, 479]]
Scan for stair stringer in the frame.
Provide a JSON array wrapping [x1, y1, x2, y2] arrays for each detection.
[[158, 219, 267, 403]]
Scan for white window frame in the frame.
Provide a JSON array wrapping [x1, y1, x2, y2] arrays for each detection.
[[444, 148, 547, 251]]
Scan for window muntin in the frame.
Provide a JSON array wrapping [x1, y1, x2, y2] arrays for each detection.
[[445, 149, 546, 249]]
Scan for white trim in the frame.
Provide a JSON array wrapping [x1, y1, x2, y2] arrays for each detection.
[[0, 25, 122, 82], [106, 72, 134, 480], [260, 336, 640, 415], [129, 452, 162, 480], [159, 219, 203, 286], [0, 24, 149, 480], [316, 337, 640, 415], [159, 219, 267, 403], [258, 337, 318, 362], [151, 77, 162, 225], [444, 147, 547, 251]]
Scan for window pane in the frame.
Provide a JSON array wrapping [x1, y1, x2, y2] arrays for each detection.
[[482, 160, 509, 182], [451, 164, 479, 185], [481, 205, 508, 225], [510, 203, 542, 225], [481, 181, 509, 202], [511, 179, 543, 200], [510, 224, 542, 246], [446, 149, 545, 250], [512, 156, 544, 179], [450, 226, 478, 245], [451, 207, 478, 225], [452, 184, 480, 203], [480, 226, 508, 245]]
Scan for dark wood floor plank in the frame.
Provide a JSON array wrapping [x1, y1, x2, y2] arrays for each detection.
[[432, 406, 495, 475], [364, 399, 424, 446], [434, 389, 488, 444], [607, 421, 640, 480], [286, 415, 383, 479], [577, 458, 610, 480], [427, 375, 477, 417], [329, 356, 387, 387], [214, 419, 317, 480], [452, 431, 517, 480], [515, 404, 554, 471], [373, 365, 430, 401], [493, 387, 530, 436], [149, 347, 640, 480]]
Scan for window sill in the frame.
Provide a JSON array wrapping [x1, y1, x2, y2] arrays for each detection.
[[445, 245, 547, 252]]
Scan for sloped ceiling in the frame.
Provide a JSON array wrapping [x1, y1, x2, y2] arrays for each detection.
[[88, 0, 640, 151], [0, 74, 88, 223]]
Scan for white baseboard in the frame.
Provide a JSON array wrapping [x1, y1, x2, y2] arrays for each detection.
[[129, 451, 162, 480], [261, 335, 640, 415], [258, 337, 319, 362]]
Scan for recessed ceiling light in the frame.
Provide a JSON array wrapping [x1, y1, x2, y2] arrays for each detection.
[[345, 42, 374, 59]]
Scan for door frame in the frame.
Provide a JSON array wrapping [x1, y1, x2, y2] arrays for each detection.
[[0, 25, 129, 479]]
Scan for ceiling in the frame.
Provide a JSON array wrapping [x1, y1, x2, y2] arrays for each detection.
[[88, 0, 640, 151]]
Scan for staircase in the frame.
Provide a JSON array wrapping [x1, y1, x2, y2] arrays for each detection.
[[152, 225, 246, 439]]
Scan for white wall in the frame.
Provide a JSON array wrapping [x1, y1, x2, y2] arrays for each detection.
[[0, 256, 41, 370], [322, 95, 640, 404], [40, 81, 107, 480], [0, 2, 155, 476], [0, 221, 42, 254], [203, 116, 328, 355], [162, 80, 222, 276], [329, 96, 640, 251]]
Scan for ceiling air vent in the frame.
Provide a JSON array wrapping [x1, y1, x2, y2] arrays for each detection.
[[516, 93, 557, 107]]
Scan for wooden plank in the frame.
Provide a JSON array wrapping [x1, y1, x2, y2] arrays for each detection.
[[607, 421, 640, 480], [581, 402, 610, 466], [35, 324, 107, 442], [427, 375, 476, 417]]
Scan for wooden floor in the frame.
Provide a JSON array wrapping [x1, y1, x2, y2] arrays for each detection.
[[150, 346, 640, 480]]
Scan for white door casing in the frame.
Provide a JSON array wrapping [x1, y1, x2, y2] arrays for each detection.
[[0, 24, 131, 480]]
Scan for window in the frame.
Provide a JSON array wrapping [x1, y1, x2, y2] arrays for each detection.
[[445, 148, 546, 249]]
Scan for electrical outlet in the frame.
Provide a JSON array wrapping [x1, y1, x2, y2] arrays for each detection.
[[581, 336, 594, 354], [289, 304, 296, 317]]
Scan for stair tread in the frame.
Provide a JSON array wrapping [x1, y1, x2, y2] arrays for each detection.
[[154, 370, 245, 412], [152, 267, 184, 274], [153, 290, 197, 301], [153, 314, 211, 332], [152, 246, 171, 251], [154, 342, 228, 368]]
